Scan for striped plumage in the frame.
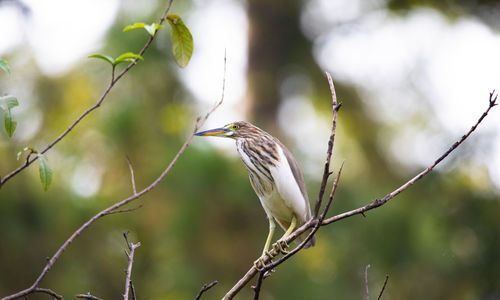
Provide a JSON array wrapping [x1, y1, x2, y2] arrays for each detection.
[[195, 121, 315, 260]]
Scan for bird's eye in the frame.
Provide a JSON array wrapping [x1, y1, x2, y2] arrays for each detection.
[[232, 124, 239, 130]]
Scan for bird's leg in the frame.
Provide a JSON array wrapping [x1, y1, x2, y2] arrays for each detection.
[[275, 215, 297, 255], [254, 218, 276, 271]]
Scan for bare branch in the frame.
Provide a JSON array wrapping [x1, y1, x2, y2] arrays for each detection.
[[319, 161, 344, 222], [76, 292, 103, 300], [197, 49, 226, 128], [377, 275, 389, 300], [194, 281, 218, 300], [126, 156, 137, 195], [105, 205, 143, 216], [0, 0, 175, 188], [252, 272, 265, 300], [29, 288, 63, 300], [365, 264, 371, 300], [222, 83, 497, 299], [1, 50, 227, 300], [313, 71, 341, 218], [123, 231, 140, 300], [251, 269, 273, 289], [130, 282, 137, 300], [322, 90, 498, 226]]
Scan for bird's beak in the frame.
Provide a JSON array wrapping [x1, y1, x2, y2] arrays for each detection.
[[194, 127, 230, 137]]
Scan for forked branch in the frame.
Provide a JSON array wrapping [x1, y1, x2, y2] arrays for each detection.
[[194, 281, 218, 300], [222, 80, 497, 299], [1, 51, 227, 300], [123, 231, 140, 300]]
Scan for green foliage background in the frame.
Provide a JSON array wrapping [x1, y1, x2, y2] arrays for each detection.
[[0, 1, 499, 299]]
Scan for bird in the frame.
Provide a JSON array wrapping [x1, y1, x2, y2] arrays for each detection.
[[195, 121, 315, 268]]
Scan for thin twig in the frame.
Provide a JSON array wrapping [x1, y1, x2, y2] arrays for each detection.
[[253, 272, 265, 300], [194, 281, 218, 300], [365, 264, 371, 300], [123, 231, 140, 300], [127, 156, 137, 195], [106, 205, 143, 216], [0, 0, 175, 188], [130, 281, 137, 300], [251, 270, 273, 289], [198, 49, 227, 126], [319, 161, 344, 222], [76, 292, 103, 300], [24, 150, 35, 166], [1, 48, 227, 300], [30, 288, 62, 300], [377, 275, 389, 300], [313, 71, 340, 218], [321, 90, 498, 226]]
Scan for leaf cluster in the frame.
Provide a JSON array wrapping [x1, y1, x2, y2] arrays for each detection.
[[90, 14, 193, 69]]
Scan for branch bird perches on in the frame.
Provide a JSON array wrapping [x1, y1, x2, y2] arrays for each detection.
[[220, 79, 497, 300]]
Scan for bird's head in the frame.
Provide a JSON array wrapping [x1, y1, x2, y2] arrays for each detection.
[[195, 121, 260, 139]]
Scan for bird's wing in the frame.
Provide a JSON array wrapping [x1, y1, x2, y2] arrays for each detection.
[[270, 139, 311, 223]]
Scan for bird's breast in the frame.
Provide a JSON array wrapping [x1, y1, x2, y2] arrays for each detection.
[[236, 139, 276, 197]]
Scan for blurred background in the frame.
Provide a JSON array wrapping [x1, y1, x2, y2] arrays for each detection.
[[1, 0, 499, 299]]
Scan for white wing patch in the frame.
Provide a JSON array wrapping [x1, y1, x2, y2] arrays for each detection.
[[269, 146, 308, 223]]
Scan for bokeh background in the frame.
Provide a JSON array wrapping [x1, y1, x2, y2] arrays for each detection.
[[1, 0, 499, 299]]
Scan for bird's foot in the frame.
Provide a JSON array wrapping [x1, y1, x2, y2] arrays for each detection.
[[274, 239, 289, 254], [253, 248, 280, 271], [253, 256, 268, 272]]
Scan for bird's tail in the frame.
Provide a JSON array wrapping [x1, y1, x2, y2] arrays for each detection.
[[295, 228, 315, 249]]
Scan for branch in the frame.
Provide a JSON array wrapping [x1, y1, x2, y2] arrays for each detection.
[[365, 264, 371, 300], [30, 288, 62, 300], [252, 272, 265, 300], [126, 156, 137, 195], [105, 205, 143, 216], [123, 231, 140, 300], [321, 90, 498, 226], [377, 275, 389, 300], [222, 82, 497, 299], [313, 71, 341, 218], [130, 282, 137, 300], [76, 292, 103, 300], [1, 50, 227, 300], [194, 281, 218, 300], [364, 265, 389, 300], [0, 0, 175, 188]]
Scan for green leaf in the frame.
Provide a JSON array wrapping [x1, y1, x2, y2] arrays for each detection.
[[0, 95, 19, 137], [113, 52, 144, 66], [167, 15, 194, 68], [123, 22, 163, 37], [144, 23, 163, 37], [17, 147, 37, 161], [123, 22, 146, 32], [89, 54, 115, 65], [0, 59, 11, 74], [0, 95, 19, 110], [4, 111, 17, 137], [38, 154, 53, 191]]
